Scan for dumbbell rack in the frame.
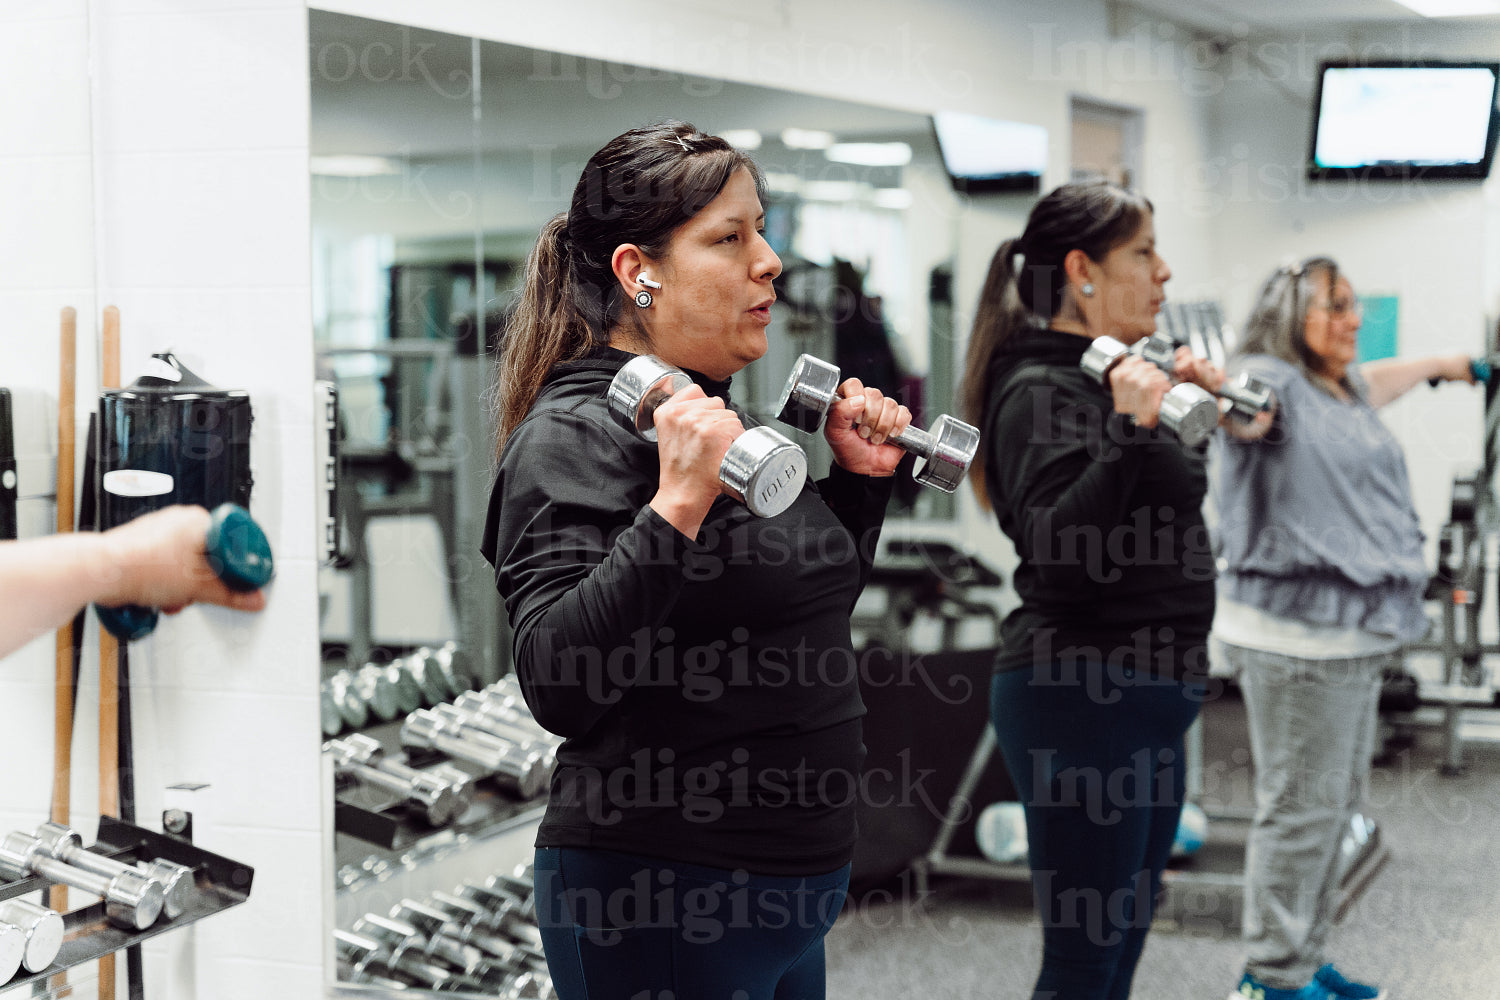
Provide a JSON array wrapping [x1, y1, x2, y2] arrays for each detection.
[[332, 717, 542, 856], [0, 816, 253, 994]]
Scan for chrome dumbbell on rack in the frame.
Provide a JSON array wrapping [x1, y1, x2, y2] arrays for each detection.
[[401, 709, 548, 799], [395, 897, 543, 974], [432, 703, 559, 772], [0, 831, 163, 930], [31, 822, 194, 920], [0, 899, 64, 975], [323, 671, 369, 735], [365, 905, 550, 998], [426, 890, 547, 972], [775, 353, 981, 494], [609, 354, 808, 517], [335, 927, 476, 992], [324, 735, 471, 827], [334, 930, 409, 991], [1079, 335, 1222, 447], [454, 689, 559, 746]]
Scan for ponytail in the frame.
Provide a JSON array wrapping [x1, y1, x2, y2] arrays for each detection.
[[494, 214, 602, 454], [960, 238, 1028, 511]]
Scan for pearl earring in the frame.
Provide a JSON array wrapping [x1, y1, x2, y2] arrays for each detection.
[[1081, 283, 1096, 297]]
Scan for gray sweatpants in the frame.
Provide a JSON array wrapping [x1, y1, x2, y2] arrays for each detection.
[[1220, 643, 1387, 989]]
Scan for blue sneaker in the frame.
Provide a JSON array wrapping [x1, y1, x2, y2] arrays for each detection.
[[1314, 964, 1388, 1000], [1228, 972, 1337, 1000]]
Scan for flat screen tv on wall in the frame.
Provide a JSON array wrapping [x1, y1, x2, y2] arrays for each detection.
[[931, 111, 1046, 194], [1307, 60, 1500, 181]]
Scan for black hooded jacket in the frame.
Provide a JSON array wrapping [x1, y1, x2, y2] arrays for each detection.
[[981, 328, 1215, 678], [481, 347, 893, 874]]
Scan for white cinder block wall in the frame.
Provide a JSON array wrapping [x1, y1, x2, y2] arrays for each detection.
[[1, 1, 320, 998]]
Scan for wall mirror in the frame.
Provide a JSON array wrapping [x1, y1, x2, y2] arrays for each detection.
[[310, 9, 961, 992]]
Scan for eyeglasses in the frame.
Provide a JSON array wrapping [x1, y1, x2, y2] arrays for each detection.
[[1309, 297, 1363, 321]]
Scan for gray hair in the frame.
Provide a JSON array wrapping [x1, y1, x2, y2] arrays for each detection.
[[1235, 256, 1353, 397]]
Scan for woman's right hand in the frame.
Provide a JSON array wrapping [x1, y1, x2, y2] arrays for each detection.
[[1108, 354, 1173, 429], [648, 384, 744, 537]]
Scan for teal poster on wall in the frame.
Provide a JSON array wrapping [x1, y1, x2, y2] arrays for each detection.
[[1358, 295, 1399, 363]]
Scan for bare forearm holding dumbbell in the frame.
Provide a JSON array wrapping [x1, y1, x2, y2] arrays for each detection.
[[0, 505, 267, 659]]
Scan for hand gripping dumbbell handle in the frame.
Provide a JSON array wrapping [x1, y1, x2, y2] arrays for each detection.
[[775, 355, 979, 493], [778, 355, 972, 456], [96, 502, 274, 642], [32, 822, 192, 920], [0, 832, 163, 930], [608, 355, 808, 518], [1080, 336, 1219, 448]]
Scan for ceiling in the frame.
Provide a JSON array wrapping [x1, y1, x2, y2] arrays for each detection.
[[309, 11, 930, 160], [310, 3, 1500, 161], [1122, 0, 1497, 35]]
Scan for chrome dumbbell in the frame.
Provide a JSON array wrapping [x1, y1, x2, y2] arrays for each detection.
[[608, 354, 808, 518], [1136, 334, 1274, 422], [32, 822, 193, 921], [437, 642, 479, 695], [384, 658, 425, 715], [429, 890, 546, 971], [0, 899, 64, 974], [345, 733, 473, 822], [457, 689, 556, 742], [775, 354, 980, 494], [404, 647, 452, 707], [326, 671, 369, 732], [333, 929, 408, 989], [0, 831, 163, 930], [395, 897, 532, 969], [353, 913, 490, 981], [433, 703, 558, 770], [1079, 335, 1221, 447], [320, 681, 343, 738], [334, 927, 474, 992], [401, 709, 547, 799], [377, 902, 545, 997], [324, 736, 468, 827], [351, 664, 402, 722]]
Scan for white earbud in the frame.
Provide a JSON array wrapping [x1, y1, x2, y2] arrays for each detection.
[[638, 273, 662, 290]]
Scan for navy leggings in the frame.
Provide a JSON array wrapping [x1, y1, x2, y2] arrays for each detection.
[[533, 847, 849, 1000], [991, 664, 1203, 1000]]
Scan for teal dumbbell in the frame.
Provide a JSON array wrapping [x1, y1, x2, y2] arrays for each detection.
[[96, 503, 273, 642]]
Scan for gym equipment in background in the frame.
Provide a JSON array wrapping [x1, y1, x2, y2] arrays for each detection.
[[607, 355, 807, 518], [775, 353, 981, 494]]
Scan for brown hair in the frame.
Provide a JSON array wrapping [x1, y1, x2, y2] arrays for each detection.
[[492, 121, 761, 455], [959, 179, 1153, 509]]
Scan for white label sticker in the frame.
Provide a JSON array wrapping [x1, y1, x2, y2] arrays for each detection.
[[1, 470, 14, 490], [144, 357, 182, 382], [103, 469, 175, 497]]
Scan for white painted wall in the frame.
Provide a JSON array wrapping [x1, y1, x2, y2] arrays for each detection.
[[0, 2, 319, 998]]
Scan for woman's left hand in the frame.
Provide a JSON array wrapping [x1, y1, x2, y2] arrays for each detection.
[[824, 378, 911, 477]]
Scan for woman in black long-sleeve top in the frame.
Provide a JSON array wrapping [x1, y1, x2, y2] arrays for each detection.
[[959, 180, 1229, 1000], [480, 120, 911, 1000]]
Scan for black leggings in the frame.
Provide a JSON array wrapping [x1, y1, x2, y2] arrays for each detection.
[[534, 847, 849, 1000], [991, 664, 1203, 1000]]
